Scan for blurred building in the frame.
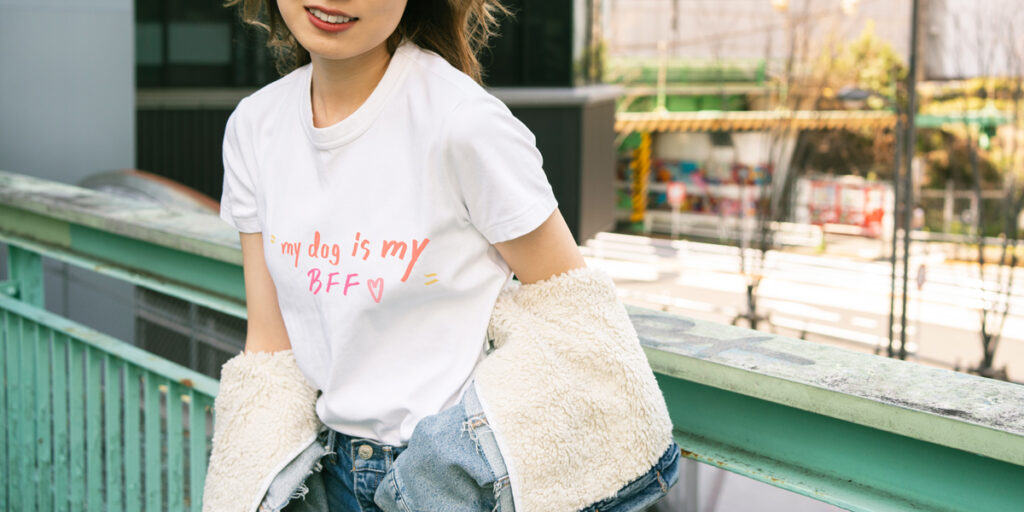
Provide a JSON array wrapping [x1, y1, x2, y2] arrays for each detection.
[[606, 0, 910, 61], [920, 0, 1024, 80], [604, 0, 906, 237], [603, 0, 1020, 240]]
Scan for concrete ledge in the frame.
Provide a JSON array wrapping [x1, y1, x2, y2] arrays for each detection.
[[0, 170, 241, 265], [632, 305, 1024, 467]]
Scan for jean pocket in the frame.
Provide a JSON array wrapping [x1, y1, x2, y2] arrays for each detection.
[[373, 467, 411, 512], [370, 400, 505, 511]]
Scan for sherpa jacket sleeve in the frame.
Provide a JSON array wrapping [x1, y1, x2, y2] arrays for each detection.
[[201, 349, 325, 512], [473, 266, 676, 512]]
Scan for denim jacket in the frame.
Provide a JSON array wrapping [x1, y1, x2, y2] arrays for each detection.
[[202, 266, 676, 512]]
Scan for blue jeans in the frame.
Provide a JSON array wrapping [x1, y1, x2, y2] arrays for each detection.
[[321, 381, 680, 512], [322, 382, 513, 512]]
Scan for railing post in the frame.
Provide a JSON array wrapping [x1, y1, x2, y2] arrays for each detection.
[[5, 245, 44, 308]]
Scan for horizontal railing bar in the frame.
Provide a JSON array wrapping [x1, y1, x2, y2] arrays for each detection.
[[659, 374, 1024, 512], [0, 231, 246, 320], [633, 305, 1024, 468], [0, 292, 219, 397], [0, 171, 239, 265]]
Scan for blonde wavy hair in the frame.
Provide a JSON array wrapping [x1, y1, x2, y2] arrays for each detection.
[[224, 0, 510, 83]]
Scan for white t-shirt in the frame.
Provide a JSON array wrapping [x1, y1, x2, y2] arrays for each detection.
[[218, 40, 559, 445]]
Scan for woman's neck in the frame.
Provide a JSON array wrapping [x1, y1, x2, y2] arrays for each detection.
[[309, 42, 393, 128]]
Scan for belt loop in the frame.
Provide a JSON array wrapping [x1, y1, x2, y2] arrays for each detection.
[[326, 429, 337, 464]]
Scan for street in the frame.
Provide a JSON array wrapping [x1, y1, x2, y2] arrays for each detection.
[[585, 232, 1023, 382]]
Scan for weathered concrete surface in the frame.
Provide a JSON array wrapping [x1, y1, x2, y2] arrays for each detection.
[[630, 304, 1024, 467], [0, 170, 240, 264]]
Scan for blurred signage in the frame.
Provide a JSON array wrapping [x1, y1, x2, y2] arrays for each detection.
[[667, 182, 687, 208]]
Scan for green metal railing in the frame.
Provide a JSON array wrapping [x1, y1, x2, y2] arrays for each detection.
[[1, 293, 218, 512], [2, 169, 1023, 511]]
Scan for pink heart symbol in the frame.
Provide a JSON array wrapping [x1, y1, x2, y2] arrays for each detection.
[[367, 278, 384, 303]]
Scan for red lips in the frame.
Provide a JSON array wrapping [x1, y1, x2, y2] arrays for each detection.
[[305, 6, 358, 33]]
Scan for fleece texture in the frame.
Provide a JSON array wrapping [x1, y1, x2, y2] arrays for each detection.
[[474, 266, 675, 512], [202, 349, 326, 512]]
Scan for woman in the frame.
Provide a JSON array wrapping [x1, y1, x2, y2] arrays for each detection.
[[202, 1, 680, 510]]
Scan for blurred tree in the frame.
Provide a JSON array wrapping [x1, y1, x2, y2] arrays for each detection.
[[919, 129, 1000, 190], [800, 129, 880, 177], [944, 4, 1024, 380], [818, 20, 907, 107]]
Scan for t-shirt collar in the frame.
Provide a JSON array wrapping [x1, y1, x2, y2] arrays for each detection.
[[299, 40, 417, 149]]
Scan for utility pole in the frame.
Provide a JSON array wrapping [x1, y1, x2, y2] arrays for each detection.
[[887, 105, 901, 357], [899, 0, 920, 360]]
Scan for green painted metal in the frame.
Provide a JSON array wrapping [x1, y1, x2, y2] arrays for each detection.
[[189, 390, 210, 512], [68, 341, 86, 509], [0, 292, 218, 510], [0, 279, 17, 298], [145, 373, 162, 510], [18, 315, 35, 511], [633, 306, 1024, 468], [0, 171, 240, 266], [7, 244, 43, 308], [124, 363, 143, 511], [0, 230, 247, 320], [658, 375, 1024, 512], [105, 354, 124, 510], [35, 323, 52, 511], [86, 345, 102, 511], [52, 332, 70, 512], [71, 223, 247, 304], [7, 312, 18, 510], [167, 379, 185, 511], [0, 312, 7, 510], [0, 293, 219, 398], [0, 170, 248, 312], [0, 203, 72, 249], [3, 311, 19, 510], [633, 304, 1024, 511]]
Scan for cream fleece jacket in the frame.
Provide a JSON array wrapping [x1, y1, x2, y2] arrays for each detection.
[[475, 266, 674, 511], [202, 266, 674, 512], [201, 350, 325, 512]]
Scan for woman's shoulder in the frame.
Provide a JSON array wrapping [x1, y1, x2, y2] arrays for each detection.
[[405, 44, 479, 94], [403, 43, 506, 111], [231, 64, 310, 121], [401, 44, 518, 136]]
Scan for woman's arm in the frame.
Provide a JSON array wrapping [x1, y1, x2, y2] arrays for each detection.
[[239, 232, 293, 353], [493, 208, 586, 285]]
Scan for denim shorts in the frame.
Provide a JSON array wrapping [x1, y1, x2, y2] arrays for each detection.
[[320, 380, 680, 512], [322, 382, 514, 512]]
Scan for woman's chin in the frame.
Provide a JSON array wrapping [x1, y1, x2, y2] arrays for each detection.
[[302, 38, 391, 65]]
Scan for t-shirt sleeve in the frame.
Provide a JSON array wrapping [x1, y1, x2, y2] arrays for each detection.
[[442, 95, 558, 245], [219, 100, 262, 233]]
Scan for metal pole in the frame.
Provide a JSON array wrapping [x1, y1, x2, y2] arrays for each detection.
[[899, 0, 920, 360], [887, 116, 901, 357]]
